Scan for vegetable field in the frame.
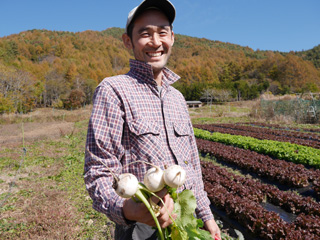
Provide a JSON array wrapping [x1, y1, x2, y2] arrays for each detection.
[[1, 106, 320, 239], [195, 123, 320, 239]]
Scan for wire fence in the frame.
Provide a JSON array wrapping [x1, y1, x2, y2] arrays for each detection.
[[260, 96, 320, 123]]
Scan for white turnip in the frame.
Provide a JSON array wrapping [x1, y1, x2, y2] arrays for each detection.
[[163, 165, 186, 188], [114, 173, 139, 198], [144, 166, 165, 192]]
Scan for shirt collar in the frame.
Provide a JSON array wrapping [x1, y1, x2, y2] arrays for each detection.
[[128, 59, 180, 86]]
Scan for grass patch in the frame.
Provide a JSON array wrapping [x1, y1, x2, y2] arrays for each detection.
[[0, 155, 21, 171], [200, 154, 250, 179], [189, 102, 253, 125], [192, 116, 251, 125], [0, 120, 113, 239]]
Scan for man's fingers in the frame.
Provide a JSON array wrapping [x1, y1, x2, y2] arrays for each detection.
[[159, 195, 173, 215], [151, 188, 167, 204], [158, 195, 175, 228]]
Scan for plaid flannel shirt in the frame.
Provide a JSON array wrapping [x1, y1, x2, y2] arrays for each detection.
[[84, 59, 213, 226]]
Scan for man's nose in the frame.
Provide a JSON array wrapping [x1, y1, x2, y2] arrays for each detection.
[[150, 33, 161, 47]]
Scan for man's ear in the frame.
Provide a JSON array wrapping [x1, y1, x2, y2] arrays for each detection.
[[171, 31, 175, 46], [122, 33, 133, 49]]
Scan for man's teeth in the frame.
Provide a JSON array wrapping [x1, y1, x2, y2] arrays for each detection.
[[148, 52, 162, 57]]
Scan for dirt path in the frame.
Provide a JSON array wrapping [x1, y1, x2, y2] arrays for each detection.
[[0, 121, 75, 147]]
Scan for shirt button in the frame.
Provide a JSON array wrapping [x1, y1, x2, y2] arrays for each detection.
[[184, 161, 188, 165]]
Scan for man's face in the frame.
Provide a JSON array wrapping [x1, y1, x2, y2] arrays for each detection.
[[123, 9, 174, 75]]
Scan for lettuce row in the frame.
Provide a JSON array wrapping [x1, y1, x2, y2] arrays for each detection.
[[194, 128, 320, 169]]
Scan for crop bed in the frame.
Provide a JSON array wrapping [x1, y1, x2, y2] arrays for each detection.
[[240, 122, 320, 134], [194, 123, 320, 239], [201, 161, 320, 239], [193, 123, 320, 149], [196, 138, 320, 196]]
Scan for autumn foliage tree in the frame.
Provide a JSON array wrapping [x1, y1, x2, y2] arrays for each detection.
[[63, 89, 86, 110]]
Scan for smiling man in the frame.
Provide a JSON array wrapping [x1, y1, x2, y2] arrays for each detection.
[[122, 5, 174, 86], [84, 0, 221, 239]]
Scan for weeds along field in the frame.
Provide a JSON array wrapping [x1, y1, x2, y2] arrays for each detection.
[[0, 107, 113, 239], [0, 103, 319, 239]]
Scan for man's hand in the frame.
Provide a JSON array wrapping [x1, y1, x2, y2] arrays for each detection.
[[204, 219, 221, 240], [123, 188, 176, 228]]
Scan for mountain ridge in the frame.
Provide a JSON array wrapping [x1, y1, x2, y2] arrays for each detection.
[[0, 27, 319, 113]]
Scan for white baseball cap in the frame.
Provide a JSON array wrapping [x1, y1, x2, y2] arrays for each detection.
[[125, 0, 176, 33]]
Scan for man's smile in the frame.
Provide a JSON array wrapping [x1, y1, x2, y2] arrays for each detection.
[[146, 51, 163, 57]]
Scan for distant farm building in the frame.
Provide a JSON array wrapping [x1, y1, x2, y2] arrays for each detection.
[[186, 101, 203, 108]]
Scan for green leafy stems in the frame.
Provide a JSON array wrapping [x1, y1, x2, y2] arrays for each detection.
[[134, 183, 214, 240]]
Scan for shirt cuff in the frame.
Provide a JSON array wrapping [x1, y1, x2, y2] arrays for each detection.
[[196, 203, 215, 223]]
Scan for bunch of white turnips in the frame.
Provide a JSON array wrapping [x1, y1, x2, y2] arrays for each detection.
[[108, 162, 187, 240], [96, 157, 216, 240]]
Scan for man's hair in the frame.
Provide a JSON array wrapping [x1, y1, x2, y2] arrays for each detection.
[[126, 21, 135, 40]]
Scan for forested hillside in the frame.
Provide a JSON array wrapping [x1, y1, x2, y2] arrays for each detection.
[[296, 44, 320, 68], [0, 27, 319, 113]]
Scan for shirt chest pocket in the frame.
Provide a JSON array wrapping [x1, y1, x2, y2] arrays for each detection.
[[126, 119, 164, 168], [170, 122, 195, 190], [128, 119, 160, 136], [173, 122, 191, 137], [170, 122, 192, 164]]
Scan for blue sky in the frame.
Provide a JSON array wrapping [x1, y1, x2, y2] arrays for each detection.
[[1, 0, 319, 52]]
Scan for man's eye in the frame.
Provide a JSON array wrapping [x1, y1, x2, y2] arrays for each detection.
[[159, 33, 167, 37]]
